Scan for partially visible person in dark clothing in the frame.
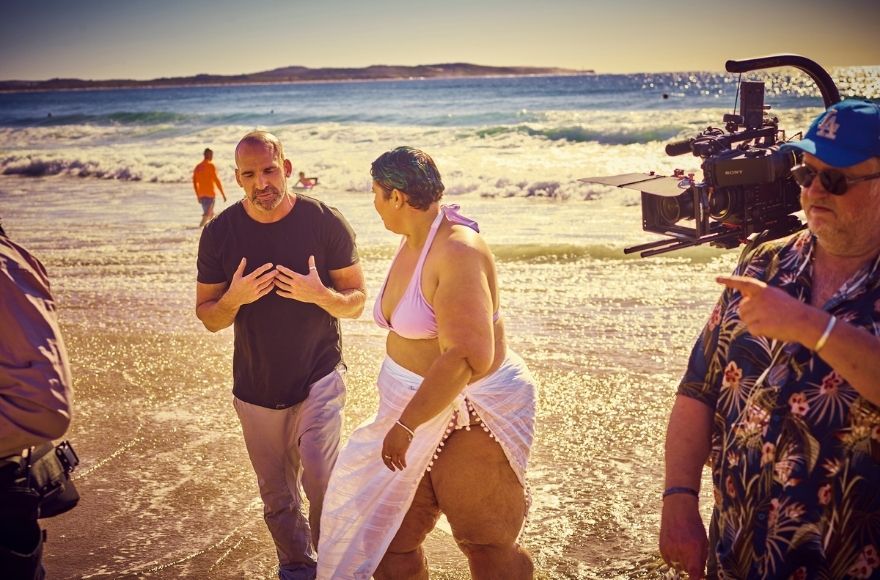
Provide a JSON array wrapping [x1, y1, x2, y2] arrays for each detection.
[[1, 220, 74, 579]]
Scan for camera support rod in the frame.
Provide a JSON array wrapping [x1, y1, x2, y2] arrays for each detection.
[[726, 54, 841, 108]]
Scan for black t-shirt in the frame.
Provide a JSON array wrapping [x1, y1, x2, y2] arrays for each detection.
[[197, 195, 359, 408]]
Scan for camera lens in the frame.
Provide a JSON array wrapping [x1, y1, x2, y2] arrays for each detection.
[[709, 189, 741, 224], [658, 193, 695, 224]]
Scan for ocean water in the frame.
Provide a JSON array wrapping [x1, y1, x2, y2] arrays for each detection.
[[1, 68, 878, 578]]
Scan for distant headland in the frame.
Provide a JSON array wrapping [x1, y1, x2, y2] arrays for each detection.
[[0, 63, 593, 92]]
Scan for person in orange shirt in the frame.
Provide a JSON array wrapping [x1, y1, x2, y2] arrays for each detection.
[[193, 148, 227, 227]]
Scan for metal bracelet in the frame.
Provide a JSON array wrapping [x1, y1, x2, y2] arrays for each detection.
[[814, 315, 837, 353], [395, 419, 415, 441]]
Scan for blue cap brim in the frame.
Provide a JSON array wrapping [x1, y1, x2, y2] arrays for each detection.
[[781, 139, 872, 168]]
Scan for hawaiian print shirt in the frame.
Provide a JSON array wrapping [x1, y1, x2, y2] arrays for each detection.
[[679, 230, 880, 580]]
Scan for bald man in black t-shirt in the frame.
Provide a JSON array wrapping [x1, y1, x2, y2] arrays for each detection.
[[196, 131, 365, 580]]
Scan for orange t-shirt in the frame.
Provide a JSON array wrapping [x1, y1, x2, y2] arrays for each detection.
[[193, 160, 222, 199]]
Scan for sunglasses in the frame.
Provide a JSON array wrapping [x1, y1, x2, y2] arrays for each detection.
[[791, 163, 880, 196]]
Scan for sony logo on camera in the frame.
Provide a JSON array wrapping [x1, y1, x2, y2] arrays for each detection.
[[705, 147, 797, 188]]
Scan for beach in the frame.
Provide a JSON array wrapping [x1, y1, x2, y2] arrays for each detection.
[[3, 173, 730, 578], [1, 69, 876, 578]]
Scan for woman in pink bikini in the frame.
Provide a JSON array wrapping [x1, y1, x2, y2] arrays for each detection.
[[318, 147, 537, 579]]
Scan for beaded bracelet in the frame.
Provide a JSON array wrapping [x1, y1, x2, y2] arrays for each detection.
[[395, 419, 415, 441], [662, 486, 699, 499]]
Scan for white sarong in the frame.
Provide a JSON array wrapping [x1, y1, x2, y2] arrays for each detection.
[[317, 351, 536, 580]]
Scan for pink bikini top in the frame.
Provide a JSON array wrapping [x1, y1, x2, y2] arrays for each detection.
[[373, 204, 500, 340]]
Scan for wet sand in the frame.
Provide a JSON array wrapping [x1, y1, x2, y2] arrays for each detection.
[[42, 326, 476, 578]]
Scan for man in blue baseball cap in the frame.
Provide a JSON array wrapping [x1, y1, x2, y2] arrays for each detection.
[[660, 98, 880, 579]]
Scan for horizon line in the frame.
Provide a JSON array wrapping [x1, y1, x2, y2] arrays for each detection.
[[3, 61, 878, 84]]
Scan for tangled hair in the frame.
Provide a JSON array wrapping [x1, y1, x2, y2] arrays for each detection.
[[371, 147, 444, 210]]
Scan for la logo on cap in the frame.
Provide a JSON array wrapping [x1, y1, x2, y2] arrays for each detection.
[[816, 109, 840, 140]]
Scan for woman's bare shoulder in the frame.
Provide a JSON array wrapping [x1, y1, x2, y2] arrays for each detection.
[[439, 224, 491, 261]]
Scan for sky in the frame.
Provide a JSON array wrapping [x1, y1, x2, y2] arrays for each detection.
[[1, 0, 878, 81]]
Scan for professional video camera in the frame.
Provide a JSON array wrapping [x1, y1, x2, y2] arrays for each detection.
[[582, 54, 841, 257]]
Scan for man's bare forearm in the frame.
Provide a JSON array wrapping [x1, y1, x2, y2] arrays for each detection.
[[795, 309, 880, 405], [665, 395, 713, 490], [196, 292, 241, 332], [316, 288, 366, 319]]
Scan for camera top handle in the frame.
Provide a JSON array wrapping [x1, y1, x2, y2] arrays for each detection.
[[725, 54, 841, 108]]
